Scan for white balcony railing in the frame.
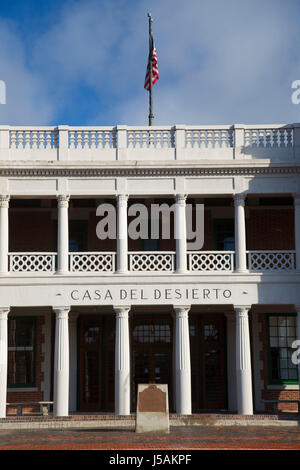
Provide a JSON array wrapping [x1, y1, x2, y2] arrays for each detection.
[[129, 251, 175, 272], [188, 251, 235, 272], [6, 250, 297, 273], [127, 127, 174, 148], [244, 127, 293, 148], [3, 124, 298, 162], [185, 127, 234, 148], [247, 250, 296, 271], [70, 252, 115, 272], [68, 128, 117, 149], [10, 128, 59, 149], [9, 252, 56, 272]]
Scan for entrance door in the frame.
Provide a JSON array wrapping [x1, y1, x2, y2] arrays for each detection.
[[131, 316, 173, 410], [133, 351, 171, 388], [79, 315, 115, 411], [190, 314, 227, 410]]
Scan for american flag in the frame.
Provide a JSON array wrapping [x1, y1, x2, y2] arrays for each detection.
[[144, 33, 159, 91]]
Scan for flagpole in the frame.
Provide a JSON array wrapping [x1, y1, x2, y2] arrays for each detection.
[[148, 12, 154, 126]]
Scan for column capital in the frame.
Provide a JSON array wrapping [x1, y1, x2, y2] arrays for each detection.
[[175, 194, 187, 204], [0, 307, 10, 318], [234, 305, 251, 317], [53, 306, 70, 319], [116, 194, 128, 207], [0, 195, 10, 208], [173, 305, 191, 317], [233, 193, 246, 205], [114, 306, 131, 318], [57, 194, 70, 208]]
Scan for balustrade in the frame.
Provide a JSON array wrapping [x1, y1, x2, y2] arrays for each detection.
[[70, 252, 115, 272], [247, 250, 296, 271], [9, 253, 56, 272], [188, 251, 234, 272], [6, 250, 297, 273], [129, 251, 175, 272], [4, 124, 297, 159]]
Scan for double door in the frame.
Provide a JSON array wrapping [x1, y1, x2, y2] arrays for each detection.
[[79, 314, 173, 412], [131, 316, 173, 410]]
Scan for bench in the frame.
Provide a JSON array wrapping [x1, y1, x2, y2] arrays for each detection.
[[6, 401, 54, 416], [262, 399, 300, 414]]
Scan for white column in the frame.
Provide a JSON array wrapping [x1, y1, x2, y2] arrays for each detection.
[[57, 195, 69, 274], [225, 312, 237, 412], [114, 306, 131, 415], [69, 312, 78, 412], [294, 195, 300, 270], [175, 194, 187, 273], [234, 193, 247, 273], [0, 308, 9, 418], [235, 306, 253, 415], [174, 305, 192, 414], [53, 307, 70, 417], [116, 195, 128, 273], [0, 195, 9, 275]]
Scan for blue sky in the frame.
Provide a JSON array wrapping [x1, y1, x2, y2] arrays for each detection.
[[1, 0, 300, 126]]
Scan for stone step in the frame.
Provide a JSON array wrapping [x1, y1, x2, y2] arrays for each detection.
[[0, 413, 299, 429]]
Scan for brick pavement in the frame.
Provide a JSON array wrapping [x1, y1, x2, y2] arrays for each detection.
[[0, 426, 300, 450]]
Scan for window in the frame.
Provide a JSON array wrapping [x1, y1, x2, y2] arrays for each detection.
[[132, 320, 171, 344], [8, 317, 36, 387], [267, 315, 298, 383], [69, 220, 88, 252], [214, 219, 235, 251]]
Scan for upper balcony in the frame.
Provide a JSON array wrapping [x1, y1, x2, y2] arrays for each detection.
[[0, 123, 300, 165], [4, 194, 299, 276]]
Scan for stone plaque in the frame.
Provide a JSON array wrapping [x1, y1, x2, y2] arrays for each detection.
[[135, 384, 169, 434]]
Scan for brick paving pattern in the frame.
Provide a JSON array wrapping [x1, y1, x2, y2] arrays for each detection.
[[0, 426, 300, 450]]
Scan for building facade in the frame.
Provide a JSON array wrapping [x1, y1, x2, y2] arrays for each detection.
[[0, 123, 299, 417]]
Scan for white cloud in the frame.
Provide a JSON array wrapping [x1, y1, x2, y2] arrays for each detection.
[[1, 0, 300, 125], [0, 19, 54, 125]]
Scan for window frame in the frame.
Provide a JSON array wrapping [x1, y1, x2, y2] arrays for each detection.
[[7, 316, 37, 388], [266, 313, 298, 385]]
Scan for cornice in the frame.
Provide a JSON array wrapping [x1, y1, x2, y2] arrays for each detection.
[[0, 166, 299, 178]]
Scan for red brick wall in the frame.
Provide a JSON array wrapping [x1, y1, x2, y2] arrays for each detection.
[[88, 212, 117, 251], [202, 210, 214, 250], [7, 316, 45, 415], [9, 207, 294, 252], [247, 209, 294, 250], [259, 314, 299, 413], [10, 211, 54, 251]]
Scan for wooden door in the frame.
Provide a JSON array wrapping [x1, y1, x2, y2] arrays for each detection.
[[131, 316, 173, 410], [190, 314, 227, 410], [79, 316, 102, 411], [78, 315, 115, 411], [201, 315, 226, 409]]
